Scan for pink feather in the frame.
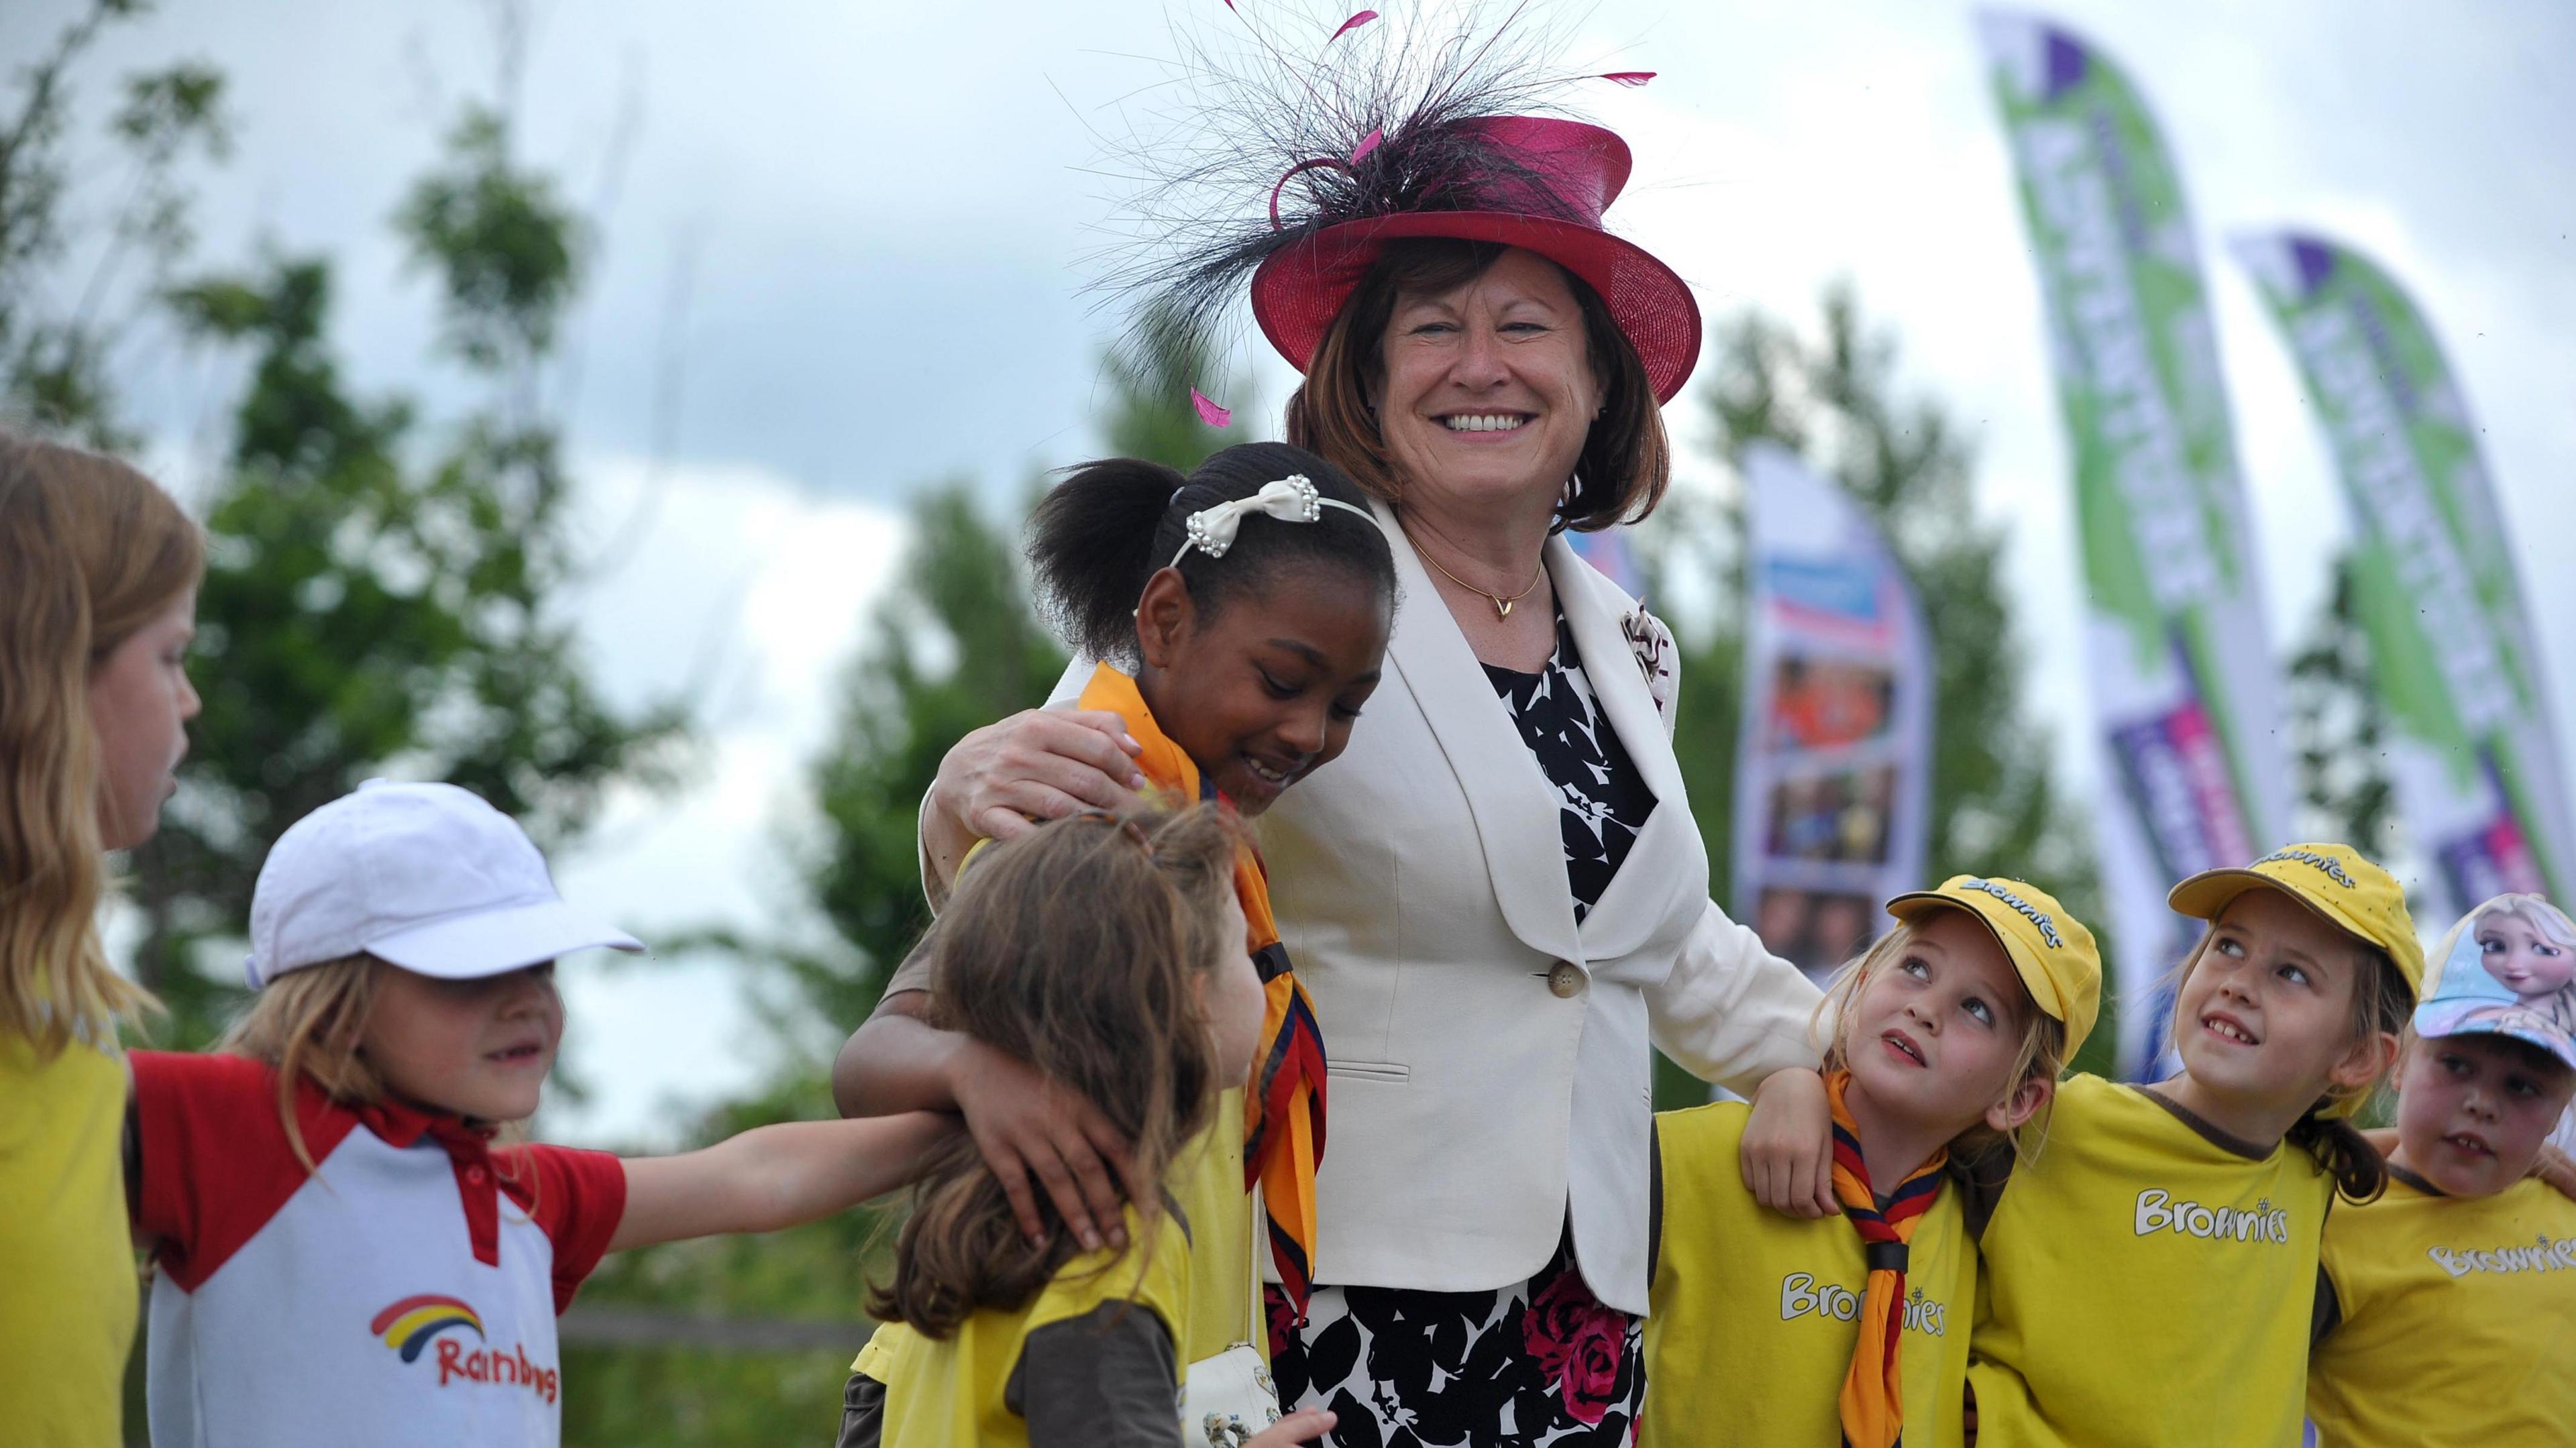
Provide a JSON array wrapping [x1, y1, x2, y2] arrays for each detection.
[[1350, 127, 1384, 163], [1191, 388, 1233, 429], [1330, 10, 1379, 41], [1596, 70, 1656, 87]]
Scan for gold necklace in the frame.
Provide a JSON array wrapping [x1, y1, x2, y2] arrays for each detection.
[[1406, 532, 1546, 618]]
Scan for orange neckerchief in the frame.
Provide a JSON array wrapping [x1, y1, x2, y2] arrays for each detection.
[[1075, 664, 1328, 1315], [1826, 1068, 1948, 1448]]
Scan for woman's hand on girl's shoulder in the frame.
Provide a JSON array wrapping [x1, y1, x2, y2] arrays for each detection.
[[1242, 1407, 1337, 1447], [932, 708, 1148, 844], [1741, 1068, 1837, 1219]]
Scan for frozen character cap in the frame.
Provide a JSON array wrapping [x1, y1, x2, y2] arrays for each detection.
[[2415, 895, 2576, 1072], [1885, 875, 2102, 1057], [246, 780, 642, 988], [2169, 844, 2424, 1000]]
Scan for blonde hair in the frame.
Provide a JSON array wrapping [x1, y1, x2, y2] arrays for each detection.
[[1815, 920, 2068, 1162], [2471, 894, 2576, 953], [0, 433, 203, 1055], [217, 954, 390, 1172]]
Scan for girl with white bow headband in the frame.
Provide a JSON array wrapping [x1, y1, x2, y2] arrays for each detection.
[[833, 441, 1396, 1448]]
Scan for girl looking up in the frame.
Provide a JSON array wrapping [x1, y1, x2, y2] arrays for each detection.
[[1960, 844, 2420, 1447], [833, 442, 1395, 1409], [0, 433, 202, 1447], [126, 781, 953, 1447], [847, 806, 1334, 1448], [1646, 876, 2096, 1448]]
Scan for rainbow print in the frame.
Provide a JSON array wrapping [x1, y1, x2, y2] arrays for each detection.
[[370, 1294, 486, 1362]]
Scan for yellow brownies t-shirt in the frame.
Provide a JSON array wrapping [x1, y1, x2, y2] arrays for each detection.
[[1966, 1074, 2329, 1448], [2308, 1168, 2576, 1445], [1644, 1100, 1973, 1448]]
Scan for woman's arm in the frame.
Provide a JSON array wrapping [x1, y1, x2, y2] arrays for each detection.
[[1646, 901, 1829, 1089], [833, 989, 1150, 1252], [607, 1111, 955, 1252], [920, 708, 1148, 895], [1647, 901, 1839, 1217]]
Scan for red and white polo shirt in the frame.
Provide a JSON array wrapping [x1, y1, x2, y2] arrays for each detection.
[[130, 1052, 627, 1447]]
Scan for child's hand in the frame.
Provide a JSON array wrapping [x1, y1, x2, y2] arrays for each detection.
[[1742, 1067, 1837, 1219], [2530, 1144, 2576, 1203], [949, 1037, 1150, 1252], [1242, 1407, 1336, 1447]]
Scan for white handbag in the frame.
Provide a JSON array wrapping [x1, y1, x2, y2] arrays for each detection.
[[1181, 1341, 1283, 1447], [1178, 1200, 1283, 1447]]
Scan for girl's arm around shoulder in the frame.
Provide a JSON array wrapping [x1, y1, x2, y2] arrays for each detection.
[[608, 1111, 955, 1253]]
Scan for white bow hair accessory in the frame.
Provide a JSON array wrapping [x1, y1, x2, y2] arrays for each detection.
[[1167, 474, 1373, 570]]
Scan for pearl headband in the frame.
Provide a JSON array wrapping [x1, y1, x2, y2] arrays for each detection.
[[1169, 474, 1374, 571]]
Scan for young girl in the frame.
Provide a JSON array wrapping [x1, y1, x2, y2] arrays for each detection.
[[845, 805, 1332, 1448], [2308, 894, 2576, 1445], [831, 442, 1395, 1412], [125, 780, 953, 1447], [1646, 875, 2096, 1448], [0, 433, 202, 1447], [1960, 844, 2420, 1447]]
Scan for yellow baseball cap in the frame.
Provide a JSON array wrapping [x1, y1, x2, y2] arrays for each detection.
[[1885, 875, 2102, 1058], [2167, 844, 2424, 999]]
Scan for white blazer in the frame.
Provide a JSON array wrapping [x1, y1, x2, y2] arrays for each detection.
[[957, 504, 1826, 1317]]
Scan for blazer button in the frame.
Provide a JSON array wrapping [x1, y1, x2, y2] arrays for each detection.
[[1547, 960, 1585, 999]]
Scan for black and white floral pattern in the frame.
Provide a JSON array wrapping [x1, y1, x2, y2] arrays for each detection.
[[1264, 1231, 1644, 1448], [1483, 614, 1658, 922]]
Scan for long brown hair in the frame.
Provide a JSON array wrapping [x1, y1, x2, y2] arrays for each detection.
[[0, 432, 202, 1054], [2165, 922, 2414, 1202], [1283, 237, 1670, 532], [869, 804, 1240, 1338]]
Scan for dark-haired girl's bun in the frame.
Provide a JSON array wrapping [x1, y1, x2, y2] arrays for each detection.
[[1026, 441, 1395, 664]]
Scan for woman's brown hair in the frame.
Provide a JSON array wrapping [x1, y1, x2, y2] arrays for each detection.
[[868, 803, 1242, 1338], [0, 431, 203, 1054], [1283, 237, 1670, 532]]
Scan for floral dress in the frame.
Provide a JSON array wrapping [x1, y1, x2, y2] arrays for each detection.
[[1266, 614, 1658, 1447]]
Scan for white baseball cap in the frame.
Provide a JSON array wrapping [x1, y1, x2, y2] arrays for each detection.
[[246, 779, 643, 989]]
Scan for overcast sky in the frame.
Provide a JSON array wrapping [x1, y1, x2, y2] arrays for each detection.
[[23, 0, 2574, 1146]]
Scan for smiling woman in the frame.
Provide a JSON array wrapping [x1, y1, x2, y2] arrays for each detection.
[[890, 90, 1836, 1442]]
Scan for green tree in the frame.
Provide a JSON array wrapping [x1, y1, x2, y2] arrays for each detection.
[[2286, 553, 2396, 854], [1644, 284, 2105, 1088], [0, 0, 226, 447], [115, 99, 687, 1045]]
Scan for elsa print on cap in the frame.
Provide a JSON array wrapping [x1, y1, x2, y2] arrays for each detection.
[[2417, 894, 2576, 1065]]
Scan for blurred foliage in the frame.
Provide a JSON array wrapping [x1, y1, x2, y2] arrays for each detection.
[[124, 99, 689, 1047], [1642, 284, 2108, 1098], [2288, 553, 2398, 853], [0, 0, 227, 449]]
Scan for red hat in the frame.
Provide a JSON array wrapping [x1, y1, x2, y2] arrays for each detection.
[[1247, 117, 1702, 404]]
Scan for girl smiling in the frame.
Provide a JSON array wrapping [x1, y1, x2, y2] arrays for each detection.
[[1963, 845, 2420, 1447]]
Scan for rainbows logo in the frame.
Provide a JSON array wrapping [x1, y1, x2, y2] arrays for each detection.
[[370, 1294, 486, 1362]]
